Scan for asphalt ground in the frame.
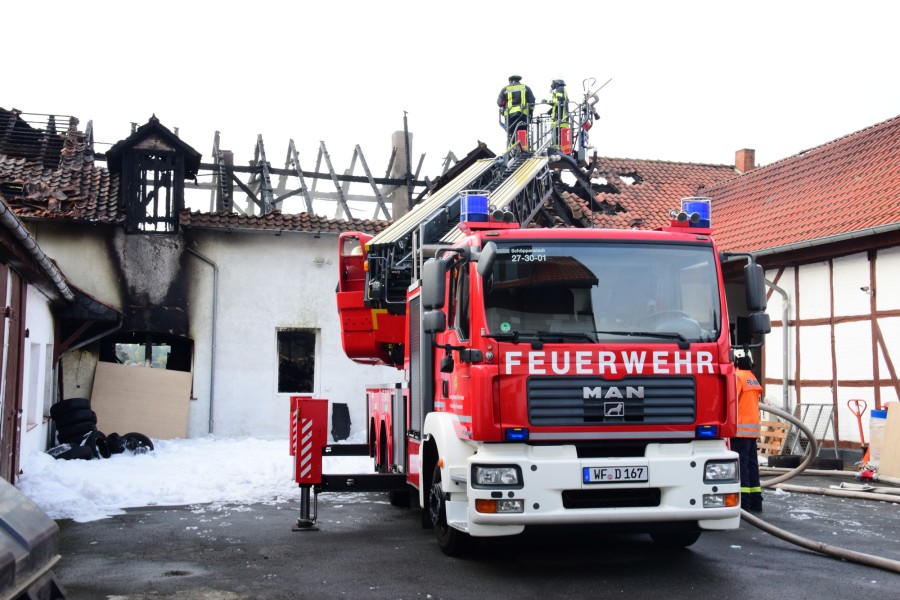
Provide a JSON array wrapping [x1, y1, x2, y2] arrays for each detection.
[[54, 473, 900, 600]]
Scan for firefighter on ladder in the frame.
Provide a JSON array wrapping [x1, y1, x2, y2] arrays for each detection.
[[497, 74, 535, 148], [548, 78, 570, 152], [733, 354, 764, 512]]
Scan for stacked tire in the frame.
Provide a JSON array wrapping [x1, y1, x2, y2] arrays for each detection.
[[50, 398, 97, 445], [47, 398, 155, 460]]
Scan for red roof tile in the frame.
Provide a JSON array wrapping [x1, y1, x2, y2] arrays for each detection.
[[180, 210, 390, 235], [573, 157, 738, 230], [709, 115, 900, 253]]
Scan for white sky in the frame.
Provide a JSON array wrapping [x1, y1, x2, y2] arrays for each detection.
[[17, 435, 373, 522], [4, 0, 899, 213]]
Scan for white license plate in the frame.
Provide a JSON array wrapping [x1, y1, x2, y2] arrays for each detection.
[[583, 465, 648, 484]]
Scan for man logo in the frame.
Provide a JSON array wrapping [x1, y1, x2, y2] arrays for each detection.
[[604, 402, 625, 417], [582, 386, 645, 400]]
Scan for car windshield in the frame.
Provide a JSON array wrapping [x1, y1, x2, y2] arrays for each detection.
[[482, 241, 721, 343]]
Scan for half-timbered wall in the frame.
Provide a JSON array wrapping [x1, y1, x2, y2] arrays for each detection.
[[763, 246, 900, 447]]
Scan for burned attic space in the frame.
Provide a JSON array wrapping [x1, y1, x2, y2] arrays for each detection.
[[552, 171, 626, 217]]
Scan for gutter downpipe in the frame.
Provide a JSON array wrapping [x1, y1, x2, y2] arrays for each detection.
[[765, 279, 790, 412], [187, 247, 218, 435]]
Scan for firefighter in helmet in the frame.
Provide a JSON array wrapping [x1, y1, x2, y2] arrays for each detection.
[[497, 75, 535, 148], [732, 354, 764, 512], [548, 78, 569, 150]]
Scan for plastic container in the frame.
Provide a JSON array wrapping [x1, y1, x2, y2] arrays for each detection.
[[869, 408, 887, 467]]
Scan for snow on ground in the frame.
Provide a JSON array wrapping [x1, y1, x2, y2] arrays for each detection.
[[16, 434, 373, 523]]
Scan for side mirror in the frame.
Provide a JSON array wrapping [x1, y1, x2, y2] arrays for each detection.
[[423, 309, 446, 334], [422, 259, 447, 309], [744, 262, 767, 312], [748, 312, 771, 336], [477, 241, 497, 277]]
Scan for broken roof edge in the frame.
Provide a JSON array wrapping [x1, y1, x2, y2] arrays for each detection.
[[179, 209, 390, 236]]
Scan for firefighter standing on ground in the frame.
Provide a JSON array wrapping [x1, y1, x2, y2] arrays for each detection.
[[497, 75, 535, 148], [548, 79, 569, 150], [733, 355, 764, 512]]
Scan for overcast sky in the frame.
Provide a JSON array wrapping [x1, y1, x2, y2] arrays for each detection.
[[5, 0, 898, 204]]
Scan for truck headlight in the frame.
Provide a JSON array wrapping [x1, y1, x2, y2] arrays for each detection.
[[471, 465, 523, 488], [704, 460, 738, 483]]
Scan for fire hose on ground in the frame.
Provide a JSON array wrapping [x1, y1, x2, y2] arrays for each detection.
[[743, 403, 900, 574]]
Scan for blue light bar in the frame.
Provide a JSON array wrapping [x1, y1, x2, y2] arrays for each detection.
[[460, 190, 490, 223], [681, 197, 711, 228], [505, 428, 529, 441], [696, 425, 719, 439]]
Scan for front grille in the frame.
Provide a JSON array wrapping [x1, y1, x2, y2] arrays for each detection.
[[562, 488, 661, 509], [528, 376, 695, 426]]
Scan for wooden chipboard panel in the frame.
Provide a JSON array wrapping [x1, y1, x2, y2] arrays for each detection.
[[878, 403, 900, 478], [90, 362, 192, 440]]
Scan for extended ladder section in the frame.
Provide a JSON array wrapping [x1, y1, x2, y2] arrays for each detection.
[[364, 150, 554, 310]]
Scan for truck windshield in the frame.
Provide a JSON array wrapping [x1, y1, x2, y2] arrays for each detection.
[[482, 241, 721, 343]]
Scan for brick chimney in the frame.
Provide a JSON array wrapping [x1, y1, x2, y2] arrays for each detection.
[[735, 149, 755, 174]]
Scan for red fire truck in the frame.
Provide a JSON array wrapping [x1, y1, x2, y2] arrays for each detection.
[[291, 111, 769, 556]]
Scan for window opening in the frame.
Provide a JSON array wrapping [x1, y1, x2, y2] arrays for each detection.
[[278, 329, 316, 393]]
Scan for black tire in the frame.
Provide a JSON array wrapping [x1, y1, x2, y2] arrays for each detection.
[[57, 421, 96, 443], [649, 529, 701, 548], [54, 444, 95, 461], [53, 409, 97, 429], [49, 397, 90, 420], [429, 463, 473, 557], [389, 486, 412, 508], [93, 431, 111, 459], [106, 433, 126, 454], [122, 432, 154, 452]]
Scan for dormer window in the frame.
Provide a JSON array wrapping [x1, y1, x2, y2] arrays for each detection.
[[128, 150, 179, 232], [106, 116, 201, 234]]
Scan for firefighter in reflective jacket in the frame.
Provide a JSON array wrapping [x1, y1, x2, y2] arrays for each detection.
[[548, 79, 569, 150], [733, 354, 763, 512], [497, 75, 535, 147]]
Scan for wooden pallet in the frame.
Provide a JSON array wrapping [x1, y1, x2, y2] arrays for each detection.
[[758, 419, 789, 456]]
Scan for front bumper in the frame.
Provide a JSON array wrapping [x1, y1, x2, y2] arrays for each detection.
[[444, 440, 740, 537]]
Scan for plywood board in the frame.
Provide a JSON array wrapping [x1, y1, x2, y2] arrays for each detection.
[[879, 403, 900, 478], [90, 362, 192, 440]]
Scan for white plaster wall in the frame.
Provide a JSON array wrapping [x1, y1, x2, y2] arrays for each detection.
[[798, 324, 832, 381], [878, 316, 900, 401], [21, 286, 55, 456], [875, 247, 900, 311], [833, 253, 872, 317], [797, 261, 830, 320], [187, 231, 401, 439], [27, 222, 122, 308], [834, 321, 872, 380]]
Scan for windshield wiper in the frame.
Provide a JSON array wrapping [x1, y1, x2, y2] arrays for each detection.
[[485, 331, 596, 346], [594, 330, 691, 348]]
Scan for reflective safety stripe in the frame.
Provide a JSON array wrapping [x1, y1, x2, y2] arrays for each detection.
[[550, 89, 568, 125], [505, 84, 527, 115], [737, 422, 761, 437], [748, 486, 762, 494]]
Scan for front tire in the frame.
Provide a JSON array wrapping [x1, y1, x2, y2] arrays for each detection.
[[649, 529, 701, 548], [429, 464, 473, 556]]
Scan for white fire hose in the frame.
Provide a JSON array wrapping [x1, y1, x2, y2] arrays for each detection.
[[745, 403, 900, 574]]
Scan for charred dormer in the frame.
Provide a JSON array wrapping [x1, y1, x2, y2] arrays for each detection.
[[106, 116, 201, 233]]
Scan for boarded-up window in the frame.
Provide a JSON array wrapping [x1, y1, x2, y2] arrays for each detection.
[[278, 330, 315, 393]]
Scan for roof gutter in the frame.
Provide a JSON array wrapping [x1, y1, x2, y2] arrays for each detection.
[[749, 222, 900, 258], [0, 200, 75, 302]]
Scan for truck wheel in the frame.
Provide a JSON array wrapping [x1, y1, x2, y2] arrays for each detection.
[[429, 464, 472, 557], [649, 530, 701, 548]]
